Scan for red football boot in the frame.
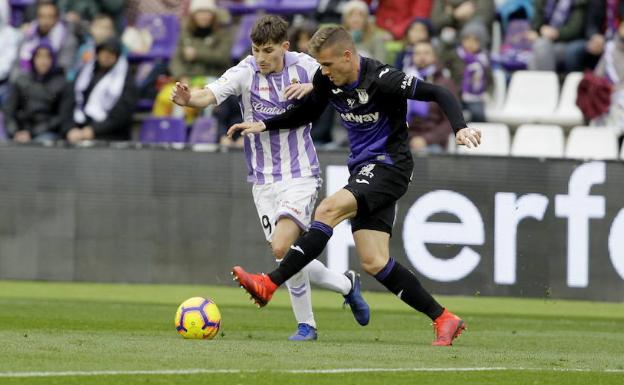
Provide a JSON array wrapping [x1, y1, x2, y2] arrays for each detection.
[[432, 309, 466, 346], [232, 266, 278, 307]]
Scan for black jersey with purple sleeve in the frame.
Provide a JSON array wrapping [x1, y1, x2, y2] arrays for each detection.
[[324, 57, 417, 172], [263, 56, 466, 173]]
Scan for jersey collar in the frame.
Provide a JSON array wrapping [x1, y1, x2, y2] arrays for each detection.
[[342, 56, 365, 91]]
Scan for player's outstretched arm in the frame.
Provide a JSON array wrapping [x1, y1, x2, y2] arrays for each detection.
[[170, 82, 217, 109], [228, 86, 328, 138]]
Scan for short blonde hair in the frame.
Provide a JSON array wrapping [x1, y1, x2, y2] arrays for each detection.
[[308, 25, 355, 56]]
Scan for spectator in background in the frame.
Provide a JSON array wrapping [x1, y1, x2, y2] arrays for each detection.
[[527, 0, 588, 72], [370, 0, 434, 40], [394, 18, 434, 70], [154, 0, 235, 128], [0, 1, 20, 105], [593, 21, 624, 141], [3, 43, 71, 143], [125, 0, 191, 25], [169, 0, 233, 80], [19, 2, 78, 74], [289, 21, 317, 56], [404, 40, 457, 152], [578, 0, 624, 71], [68, 14, 118, 81], [64, 37, 136, 143], [443, 22, 492, 122], [341, 0, 390, 62], [431, 0, 495, 46], [56, 0, 125, 29]]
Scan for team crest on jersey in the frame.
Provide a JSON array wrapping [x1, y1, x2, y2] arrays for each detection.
[[347, 98, 356, 108], [356, 89, 369, 104], [290, 78, 300, 84]]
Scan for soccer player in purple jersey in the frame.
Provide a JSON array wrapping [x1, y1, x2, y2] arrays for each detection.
[[171, 16, 369, 341], [228, 26, 482, 346]]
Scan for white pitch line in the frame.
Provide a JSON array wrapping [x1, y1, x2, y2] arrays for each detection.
[[1, 367, 623, 378]]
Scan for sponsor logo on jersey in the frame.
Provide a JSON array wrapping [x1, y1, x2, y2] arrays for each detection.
[[401, 75, 414, 90], [356, 89, 369, 104], [347, 98, 356, 108], [378, 68, 390, 78], [340, 111, 380, 123], [252, 102, 285, 115]]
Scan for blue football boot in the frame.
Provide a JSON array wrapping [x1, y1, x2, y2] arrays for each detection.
[[343, 270, 370, 326], [288, 323, 318, 341]]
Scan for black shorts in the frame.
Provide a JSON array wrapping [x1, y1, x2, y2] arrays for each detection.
[[343, 161, 413, 235]]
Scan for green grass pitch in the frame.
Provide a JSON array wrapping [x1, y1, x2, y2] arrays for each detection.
[[0, 280, 623, 385]]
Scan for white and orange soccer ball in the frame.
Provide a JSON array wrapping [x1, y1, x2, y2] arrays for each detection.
[[174, 297, 221, 339]]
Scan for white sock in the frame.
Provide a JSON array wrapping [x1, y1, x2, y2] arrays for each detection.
[[304, 259, 352, 296], [282, 262, 316, 329]]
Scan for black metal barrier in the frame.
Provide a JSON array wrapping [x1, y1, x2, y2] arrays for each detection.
[[0, 145, 623, 301]]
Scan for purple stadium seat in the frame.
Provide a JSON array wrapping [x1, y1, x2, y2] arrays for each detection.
[[231, 14, 258, 61], [140, 117, 187, 143], [189, 116, 218, 144], [0, 111, 7, 141], [220, 0, 318, 15], [129, 14, 180, 61]]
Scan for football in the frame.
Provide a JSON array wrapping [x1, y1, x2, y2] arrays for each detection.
[[174, 297, 221, 339]]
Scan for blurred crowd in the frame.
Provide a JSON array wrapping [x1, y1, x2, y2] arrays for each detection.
[[0, 0, 622, 152]]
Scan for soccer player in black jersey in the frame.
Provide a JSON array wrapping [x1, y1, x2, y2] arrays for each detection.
[[227, 25, 481, 346]]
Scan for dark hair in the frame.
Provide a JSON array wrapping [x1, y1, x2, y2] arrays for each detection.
[[308, 25, 355, 56], [288, 21, 317, 50], [96, 37, 122, 57], [250, 15, 289, 46]]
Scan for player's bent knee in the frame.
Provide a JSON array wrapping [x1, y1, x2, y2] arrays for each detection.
[[315, 198, 343, 223], [271, 243, 289, 260], [359, 255, 387, 275]]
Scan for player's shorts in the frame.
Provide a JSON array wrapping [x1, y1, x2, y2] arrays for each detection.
[[252, 176, 322, 242], [343, 161, 413, 235]]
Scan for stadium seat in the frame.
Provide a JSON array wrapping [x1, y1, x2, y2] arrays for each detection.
[[486, 71, 559, 126], [456, 122, 511, 156], [189, 116, 218, 144], [231, 14, 259, 61], [565, 126, 619, 160], [446, 132, 457, 153], [128, 14, 180, 61], [539, 72, 584, 128], [485, 68, 507, 117], [140, 117, 187, 144], [511, 124, 565, 158]]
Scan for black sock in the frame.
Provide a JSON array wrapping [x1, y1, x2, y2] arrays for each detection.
[[268, 221, 333, 286], [374, 258, 444, 320]]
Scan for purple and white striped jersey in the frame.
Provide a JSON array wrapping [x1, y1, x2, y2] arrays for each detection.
[[206, 51, 321, 184]]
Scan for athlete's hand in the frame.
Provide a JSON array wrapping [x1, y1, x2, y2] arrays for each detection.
[[227, 121, 266, 137], [283, 83, 313, 100], [456, 127, 481, 148], [171, 82, 191, 106]]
